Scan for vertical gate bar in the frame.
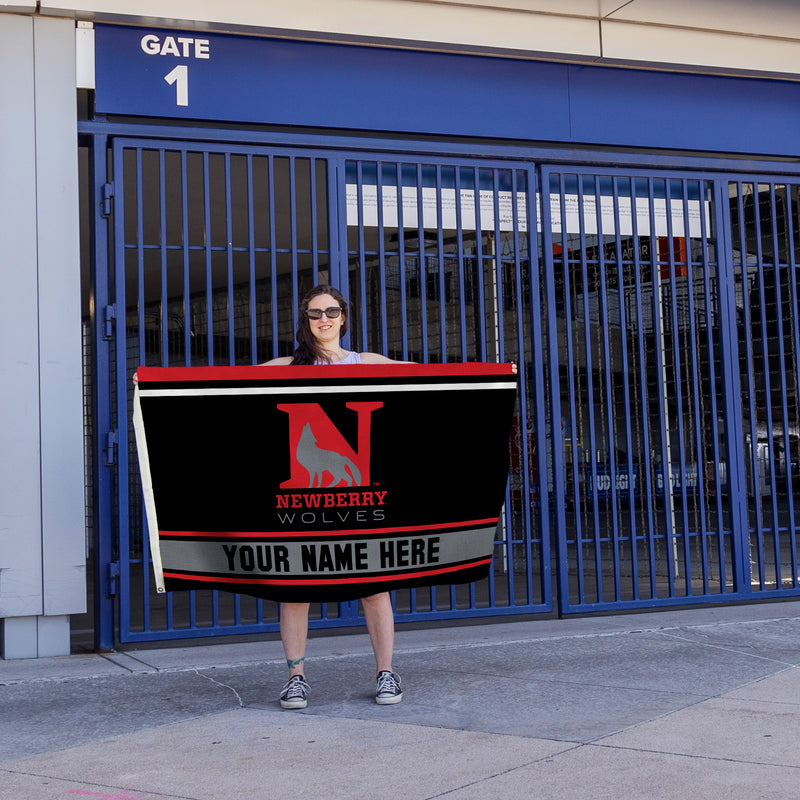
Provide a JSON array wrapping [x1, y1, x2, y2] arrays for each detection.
[[561, 172, 585, 605], [180, 151, 191, 367], [180, 147, 195, 628], [202, 152, 214, 365], [396, 164, 409, 361], [473, 168, 488, 363], [594, 175, 622, 601], [748, 180, 771, 584], [782, 185, 800, 586], [472, 169, 498, 606], [491, 168, 510, 608], [416, 163, 429, 360], [611, 177, 639, 599], [224, 153, 235, 365], [541, 169, 573, 611], [115, 145, 135, 638], [330, 157, 345, 294], [157, 149, 175, 629], [698, 180, 728, 588], [492, 170, 507, 362], [576, 175, 603, 602], [323, 156, 350, 294], [454, 166, 468, 361], [562, 172, 586, 604], [376, 161, 389, 354], [309, 156, 320, 286], [246, 154, 257, 362], [223, 152, 237, 624], [242, 153, 257, 628], [93, 135, 116, 649], [510, 167, 535, 605], [159, 150, 169, 364], [680, 179, 711, 594], [333, 157, 350, 343], [289, 156, 299, 320], [730, 181, 760, 589], [435, 165, 446, 361], [629, 177, 658, 599], [355, 162, 368, 348], [211, 587, 219, 628], [179, 147, 195, 630], [664, 181, 692, 591], [492, 168, 512, 607], [751, 182, 780, 585], [648, 178, 677, 596], [528, 165, 552, 608], [768, 183, 792, 586], [134, 148, 153, 632], [268, 155, 279, 356]]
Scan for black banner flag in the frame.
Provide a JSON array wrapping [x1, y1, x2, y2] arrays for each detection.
[[133, 363, 517, 603]]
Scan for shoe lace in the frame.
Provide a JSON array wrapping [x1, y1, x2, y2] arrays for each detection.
[[282, 676, 310, 699], [377, 671, 400, 695]]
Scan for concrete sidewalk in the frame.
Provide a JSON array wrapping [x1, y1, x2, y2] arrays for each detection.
[[2, 601, 800, 799]]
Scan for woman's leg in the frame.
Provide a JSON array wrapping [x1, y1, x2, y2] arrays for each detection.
[[361, 592, 395, 673], [280, 602, 311, 676]]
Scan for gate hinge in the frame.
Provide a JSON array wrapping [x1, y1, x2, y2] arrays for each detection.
[[101, 182, 114, 217], [107, 561, 120, 597], [103, 303, 116, 340], [105, 429, 118, 466]]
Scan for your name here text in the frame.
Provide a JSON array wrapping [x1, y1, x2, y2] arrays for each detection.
[[221, 537, 441, 574]]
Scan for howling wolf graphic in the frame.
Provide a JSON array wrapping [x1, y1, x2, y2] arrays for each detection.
[[296, 423, 362, 488]]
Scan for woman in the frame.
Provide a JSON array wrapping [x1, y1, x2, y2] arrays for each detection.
[[264, 285, 408, 710]]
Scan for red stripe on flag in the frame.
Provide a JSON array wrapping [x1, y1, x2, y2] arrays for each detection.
[[163, 557, 493, 587], [137, 362, 515, 383], [159, 517, 499, 539]]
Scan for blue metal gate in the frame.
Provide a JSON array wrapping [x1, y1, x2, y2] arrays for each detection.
[[542, 167, 800, 613], [91, 131, 800, 643], [100, 137, 550, 643], [728, 177, 800, 597]]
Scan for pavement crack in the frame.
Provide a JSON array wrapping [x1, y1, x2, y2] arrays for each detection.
[[654, 629, 799, 668], [0, 769, 202, 800], [591, 741, 800, 770], [421, 743, 585, 799], [194, 669, 245, 707]]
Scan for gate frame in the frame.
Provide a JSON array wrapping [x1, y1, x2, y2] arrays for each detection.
[[80, 118, 800, 648], [86, 126, 554, 647], [539, 165, 755, 614]]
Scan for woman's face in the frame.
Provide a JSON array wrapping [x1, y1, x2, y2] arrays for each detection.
[[306, 292, 345, 346]]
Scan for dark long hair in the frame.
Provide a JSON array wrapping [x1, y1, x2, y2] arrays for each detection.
[[291, 285, 349, 365]]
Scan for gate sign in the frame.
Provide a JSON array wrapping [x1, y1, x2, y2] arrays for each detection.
[[133, 363, 517, 603]]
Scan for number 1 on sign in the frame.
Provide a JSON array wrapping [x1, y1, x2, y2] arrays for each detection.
[[164, 65, 188, 107]]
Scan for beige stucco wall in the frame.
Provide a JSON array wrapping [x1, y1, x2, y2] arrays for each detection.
[[4, 0, 795, 80]]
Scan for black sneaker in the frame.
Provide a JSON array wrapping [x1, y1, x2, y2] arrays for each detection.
[[279, 675, 310, 709], [375, 670, 403, 705]]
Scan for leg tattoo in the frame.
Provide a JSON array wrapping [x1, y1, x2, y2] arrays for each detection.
[[287, 656, 306, 670]]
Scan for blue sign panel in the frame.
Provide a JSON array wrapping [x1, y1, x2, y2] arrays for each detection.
[[93, 23, 571, 139], [93, 23, 800, 158], [585, 465, 639, 502]]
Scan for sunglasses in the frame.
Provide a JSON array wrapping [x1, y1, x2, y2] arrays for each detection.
[[305, 306, 343, 320]]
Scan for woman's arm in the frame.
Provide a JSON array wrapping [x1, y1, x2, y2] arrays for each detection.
[[261, 356, 294, 365], [358, 352, 413, 364]]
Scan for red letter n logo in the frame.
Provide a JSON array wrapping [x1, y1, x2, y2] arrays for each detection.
[[278, 402, 383, 489]]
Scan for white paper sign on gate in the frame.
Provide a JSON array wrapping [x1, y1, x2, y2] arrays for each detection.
[[346, 185, 710, 238]]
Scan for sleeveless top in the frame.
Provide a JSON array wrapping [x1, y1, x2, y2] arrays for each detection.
[[314, 351, 361, 365]]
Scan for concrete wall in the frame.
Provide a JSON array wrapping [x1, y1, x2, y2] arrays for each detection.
[[0, 15, 85, 658], [33, 0, 800, 80]]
